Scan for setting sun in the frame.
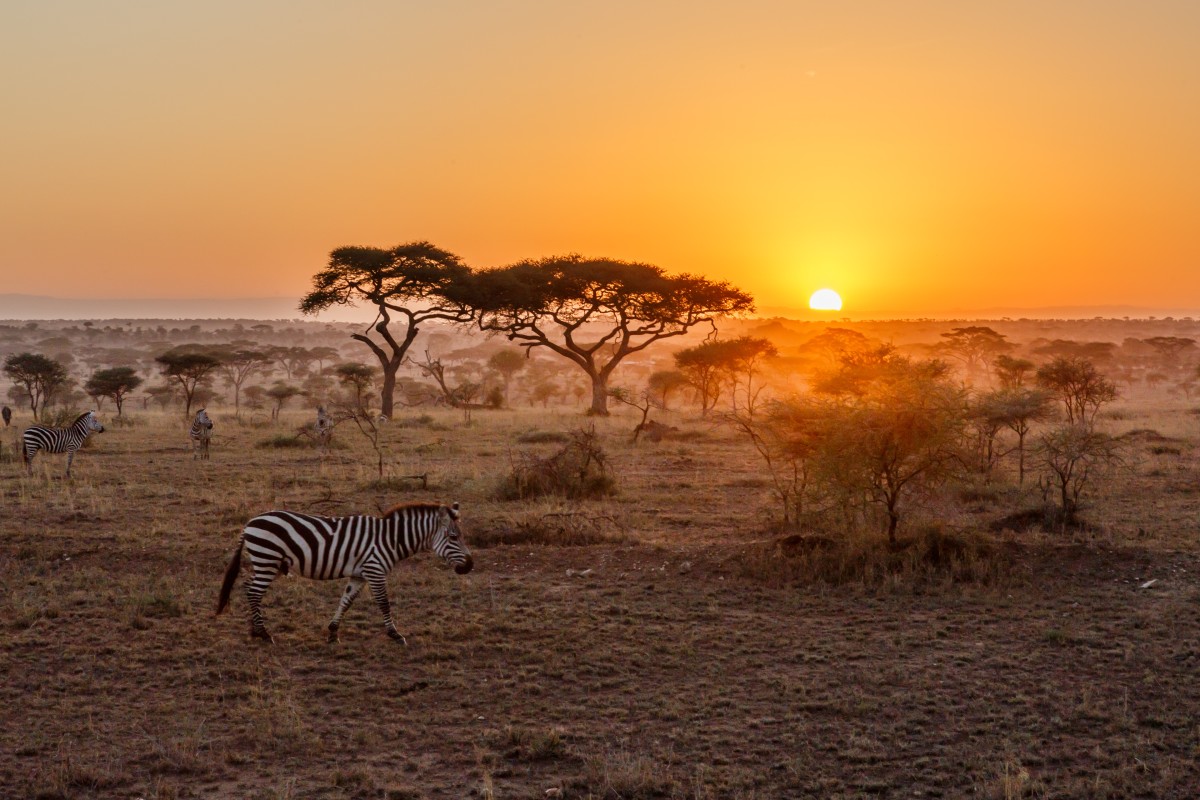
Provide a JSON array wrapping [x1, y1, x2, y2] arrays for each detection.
[[809, 288, 843, 311]]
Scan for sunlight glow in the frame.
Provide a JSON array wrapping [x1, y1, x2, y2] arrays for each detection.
[[809, 288, 843, 311]]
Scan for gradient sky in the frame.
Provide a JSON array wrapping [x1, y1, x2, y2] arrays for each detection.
[[2, 1, 1198, 316]]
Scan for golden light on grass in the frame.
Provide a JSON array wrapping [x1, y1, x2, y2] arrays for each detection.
[[809, 288, 843, 311]]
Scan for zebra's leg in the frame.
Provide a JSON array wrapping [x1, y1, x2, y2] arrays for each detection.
[[65, 449, 75, 478], [245, 564, 280, 643], [364, 570, 406, 644], [327, 577, 366, 643]]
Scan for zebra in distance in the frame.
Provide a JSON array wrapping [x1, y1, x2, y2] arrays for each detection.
[[217, 501, 474, 644], [2, 406, 11, 427], [315, 405, 333, 450], [22, 411, 105, 477], [190, 408, 213, 460]]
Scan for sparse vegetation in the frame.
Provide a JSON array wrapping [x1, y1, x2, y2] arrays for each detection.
[[2, 315, 1200, 797]]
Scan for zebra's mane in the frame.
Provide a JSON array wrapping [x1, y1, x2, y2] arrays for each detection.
[[72, 411, 94, 425], [381, 501, 446, 518]]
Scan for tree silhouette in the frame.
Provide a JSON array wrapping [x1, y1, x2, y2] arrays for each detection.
[[300, 242, 474, 418], [1035, 356, 1118, 428], [84, 367, 143, 417], [216, 349, 271, 415], [156, 349, 222, 418], [452, 255, 753, 415], [939, 326, 1012, 382], [3, 353, 69, 420]]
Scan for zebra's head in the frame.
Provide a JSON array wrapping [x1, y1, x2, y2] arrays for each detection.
[[80, 411, 104, 433], [196, 408, 213, 429], [432, 502, 473, 575]]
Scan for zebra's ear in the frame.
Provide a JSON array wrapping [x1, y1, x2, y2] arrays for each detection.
[[448, 502, 460, 519]]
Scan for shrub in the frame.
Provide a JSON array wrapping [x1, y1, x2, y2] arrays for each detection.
[[734, 525, 1008, 589], [496, 427, 615, 500], [515, 430, 571, 444], [256, 434, 311, 449]]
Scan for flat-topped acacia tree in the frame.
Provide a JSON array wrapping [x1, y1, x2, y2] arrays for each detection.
[[450, 255, 754, 415], [299, 242, 474, 419]]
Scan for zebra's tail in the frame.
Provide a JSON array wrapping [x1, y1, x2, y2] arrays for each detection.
[[216, 536, 244, 615]]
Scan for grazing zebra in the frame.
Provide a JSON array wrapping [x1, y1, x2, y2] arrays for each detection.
[[2, 406, 11, 427], [217, 501, 474, 644], [22, 411, 105, 476], [315, 406, 333, 449], [190, 408, 213, 460]]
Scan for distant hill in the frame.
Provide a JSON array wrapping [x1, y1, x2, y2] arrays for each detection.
[[0, 294, 373, 322], [757, 304, 1200, 321], [2, 293, 1197, 323]]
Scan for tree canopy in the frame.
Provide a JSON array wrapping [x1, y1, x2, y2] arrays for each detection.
[[300, 242, 474, 417], [452, 255, 754, 414], [156, 348, 223, 417], [3, 352, 69, 420], [85, 366, 143, 417]]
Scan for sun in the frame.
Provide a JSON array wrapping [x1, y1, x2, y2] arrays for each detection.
[[809, 288, 843, 311]]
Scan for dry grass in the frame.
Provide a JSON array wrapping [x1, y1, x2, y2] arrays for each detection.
[[1, 404, 1199, 797]]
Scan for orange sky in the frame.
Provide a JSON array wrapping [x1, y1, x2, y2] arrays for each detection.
[[2, 2, 1198, 317]]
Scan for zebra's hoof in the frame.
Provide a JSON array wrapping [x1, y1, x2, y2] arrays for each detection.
[[251, 628, 274, 644], [387, 630, 407, 645], [327, 625, 340, 644]]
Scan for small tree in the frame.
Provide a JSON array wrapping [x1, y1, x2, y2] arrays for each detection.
[[3, 352, 68, 420], [217, 349, 272, 415], [156, 348, 223, 418], [265, 382, 302, 421], [487, 349, 527, 407], [84, 367, 143, 417], [1039, 424, 1122, 527], [724, 397, 828, 525], [994, 387, 1056, 484], [1035, 356, 1118, 429], [993, 355, 1036, 389], [815, 356, 967, 543], [939, 326, 1012, 382], [647, 369, 689, 410]]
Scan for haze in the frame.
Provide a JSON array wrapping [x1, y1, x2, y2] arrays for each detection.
[[2, 2, 1198, 317]]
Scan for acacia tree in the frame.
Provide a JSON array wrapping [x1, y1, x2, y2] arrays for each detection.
[[300, 242, 474, 418], [156, 349, 223, 418], [453, 255, 754, 415], [265, 382, 302, 421], [815, 353, 966, 543], [217, 349, 272, 415], [487, 349, 527, 407], [939, 326, 1012, 382], [3, 353, 68, 420], [1035, 356, 1118, 429], [84, 367, 143, 417]]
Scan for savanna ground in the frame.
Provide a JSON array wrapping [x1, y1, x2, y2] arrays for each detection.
[[1, 402, 1199, 799]]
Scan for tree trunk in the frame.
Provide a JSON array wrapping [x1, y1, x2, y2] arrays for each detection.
[[588, 374, 609, 415], [379, 364, 399, 419]]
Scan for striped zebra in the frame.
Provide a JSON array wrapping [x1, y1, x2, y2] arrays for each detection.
[[190, 408, 213, 460], [22, 411, 105, 477], [315, 406, 333, 449], [216, 501, 474, 644]]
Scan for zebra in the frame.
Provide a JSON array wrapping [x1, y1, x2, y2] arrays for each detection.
[[315, 406, 333, 450], [22, 410, 105, 477], [216, 501, 473, 644], [2, 406, 11, 427], [190, 408, 213, 460]]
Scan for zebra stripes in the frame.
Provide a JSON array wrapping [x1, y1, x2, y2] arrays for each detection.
[[217, 501, 473, 644], [22, 411, 105, 476], [190, 408, 213, 460]]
